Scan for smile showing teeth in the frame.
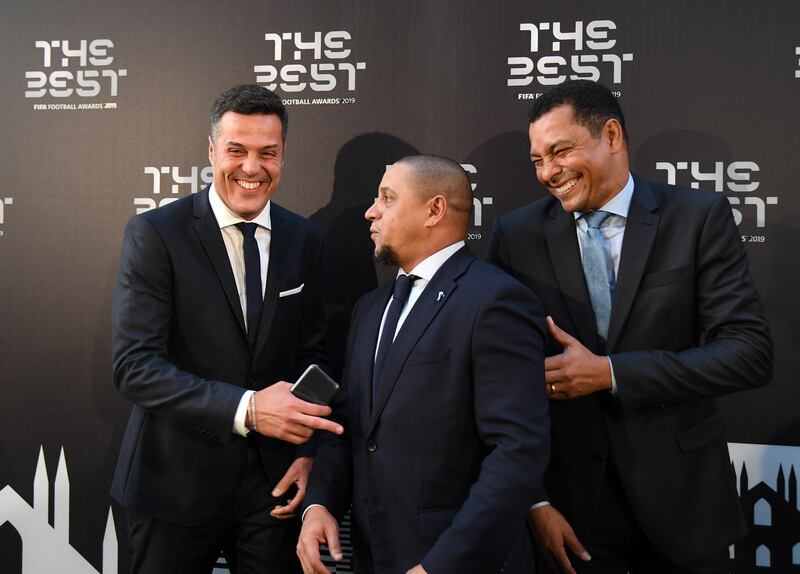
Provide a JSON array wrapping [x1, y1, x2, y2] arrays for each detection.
[[236, 180, 261, 190], [553, 178, 578, 195]]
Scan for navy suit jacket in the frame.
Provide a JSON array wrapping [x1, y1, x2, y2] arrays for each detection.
[[111, 187, 326, 525], [486, 175, 772, 564], [306, 246, 551, 574]]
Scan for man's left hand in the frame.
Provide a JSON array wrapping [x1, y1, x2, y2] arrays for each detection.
[[545, 316, 611, 400], [270, 456, 313, 519], [406, 565, 428, 574]]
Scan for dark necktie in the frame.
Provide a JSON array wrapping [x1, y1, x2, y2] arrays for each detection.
[[372, 273, 418, 406], [581, 211, 613, 342], [235, 222, 262, 350]]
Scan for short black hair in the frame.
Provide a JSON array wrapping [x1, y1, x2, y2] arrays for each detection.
[[210, 84, 288, 142], [529, 80, 627, 141]]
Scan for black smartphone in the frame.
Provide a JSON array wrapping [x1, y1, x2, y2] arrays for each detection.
[[290, 364, 339, 406]]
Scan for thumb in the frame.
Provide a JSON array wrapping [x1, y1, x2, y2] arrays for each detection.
[[546, 316, 575, 347], [325, 520, 343, 561]]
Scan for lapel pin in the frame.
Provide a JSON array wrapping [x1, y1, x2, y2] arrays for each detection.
[[437, 291, 446, 302]]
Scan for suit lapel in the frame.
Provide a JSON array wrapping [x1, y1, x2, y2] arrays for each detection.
[[607, 176, 660, 351], [358, 283, 393, 429], [192, 189, 247, 336], [544, 203, 599, 348], [368, 246, 472, 433], [253, 204, 287, 358]]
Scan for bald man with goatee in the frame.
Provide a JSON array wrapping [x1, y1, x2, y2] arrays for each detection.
[[297, 155, 551, 574]]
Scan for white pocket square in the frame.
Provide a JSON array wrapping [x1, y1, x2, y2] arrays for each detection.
[[279, 283, 304, 298]]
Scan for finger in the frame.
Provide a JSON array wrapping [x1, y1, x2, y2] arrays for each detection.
[[563, 529, 592, 563], [325, 520, 343, 561], [281, 492, 303, 514], [552, 546, 577, 574], [271, 469, 296, 498], [269, 505, 296, 519], [296, 534, 325, 574], [293, 399, 333, 418], [546, 316, 576, 347], [298, 414, 344, 435], [544, 355, 563, 372]]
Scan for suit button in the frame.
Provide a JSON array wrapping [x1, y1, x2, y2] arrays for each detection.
[[592, 453, 604, 463], [366, 440, 377, 453]]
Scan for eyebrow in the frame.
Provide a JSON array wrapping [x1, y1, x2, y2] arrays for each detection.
[[225, 140, 280, 152], [531, 138, 573, 158]]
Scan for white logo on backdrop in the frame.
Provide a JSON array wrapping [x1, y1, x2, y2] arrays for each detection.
[[728, 443, 800, 570], [26, 39, 127, 110], [508, 20, 633, 100], [134, 165, 213, 214], [461, 163, 493, 240], [255, 31, 367, 105], [795, 47, 800, 79], [0, 447, 118, 573], [0, 197, 12, 237], [655, 160, 778, 241]]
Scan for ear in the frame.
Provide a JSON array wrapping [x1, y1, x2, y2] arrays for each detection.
[[425, 195, 448, 227], [208, 135, 215, 165], [604, 119, 625, 154]]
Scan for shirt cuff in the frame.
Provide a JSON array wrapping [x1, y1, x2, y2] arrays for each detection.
[[530, 501, 551, 510], [608, 356, 618, 395], [233, 390, 255, 436], [302, 504, 326, 522]]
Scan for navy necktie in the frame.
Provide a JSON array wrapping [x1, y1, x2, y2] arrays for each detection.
[[581, 211, 613, 342], [373, 273, 417, 406], [235, 222, 262, 350]]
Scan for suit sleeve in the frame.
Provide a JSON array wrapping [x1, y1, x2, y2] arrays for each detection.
[[611, 194, 773, 410], [112, 215, 244, 437], [422, 280, 551, 574], [302, 297, 363, 520]]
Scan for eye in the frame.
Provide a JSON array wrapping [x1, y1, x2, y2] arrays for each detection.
[[228, 148, 245, 156], [532, 158, 543, 168], [554, 147, 571, 158]]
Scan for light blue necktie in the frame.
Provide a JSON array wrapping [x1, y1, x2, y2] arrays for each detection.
[[581, 211, 613, 341]]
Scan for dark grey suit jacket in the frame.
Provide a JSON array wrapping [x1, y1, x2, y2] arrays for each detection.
[[306, 246, 551, 574], [111, 187, 326, 525], [486, 174, 772, 565]]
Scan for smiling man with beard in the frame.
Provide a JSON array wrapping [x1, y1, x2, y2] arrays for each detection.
[[111, 84, 343, 573]]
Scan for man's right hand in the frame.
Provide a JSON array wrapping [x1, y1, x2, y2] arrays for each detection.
[[251, 382, 343, 444], [531, 505, 591, 574], [297, 506, 343, 574]]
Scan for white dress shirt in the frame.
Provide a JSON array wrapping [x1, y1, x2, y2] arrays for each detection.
[[375, 241, 466, 355], [208, 183, 272, 436]]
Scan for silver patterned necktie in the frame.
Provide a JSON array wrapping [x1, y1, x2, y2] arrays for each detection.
[[581, 211, 613, 341]]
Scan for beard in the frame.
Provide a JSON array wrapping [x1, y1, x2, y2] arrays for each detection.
[[375, 245, 399, 266]]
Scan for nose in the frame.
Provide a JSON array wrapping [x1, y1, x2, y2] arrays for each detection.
[[539, 158, 562, 183], [364, 197, 379, 221], [241, 153, 260, 176]]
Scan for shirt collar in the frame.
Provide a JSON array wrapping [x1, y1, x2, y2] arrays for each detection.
[[399, 240, 466, 282], [209, 182, 272, 230], [574, 172, 634, 220]]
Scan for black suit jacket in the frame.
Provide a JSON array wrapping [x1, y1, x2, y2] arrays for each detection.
[[306, 246, 551, 574], [486, 174, 772, 564], [111, 187, 326, 525]]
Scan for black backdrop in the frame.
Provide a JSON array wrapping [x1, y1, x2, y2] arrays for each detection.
[[1, 1, 798, 572]]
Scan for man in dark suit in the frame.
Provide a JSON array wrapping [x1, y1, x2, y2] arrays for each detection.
[[111, 84, 343, 573], [486, 80, 772, 573], [296, 155, 551, 574]]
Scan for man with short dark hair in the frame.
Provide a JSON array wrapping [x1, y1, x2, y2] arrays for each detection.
[[487, 79, 772, 573], [111, 84, 342, 573], [297, 155, 551, 574]]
